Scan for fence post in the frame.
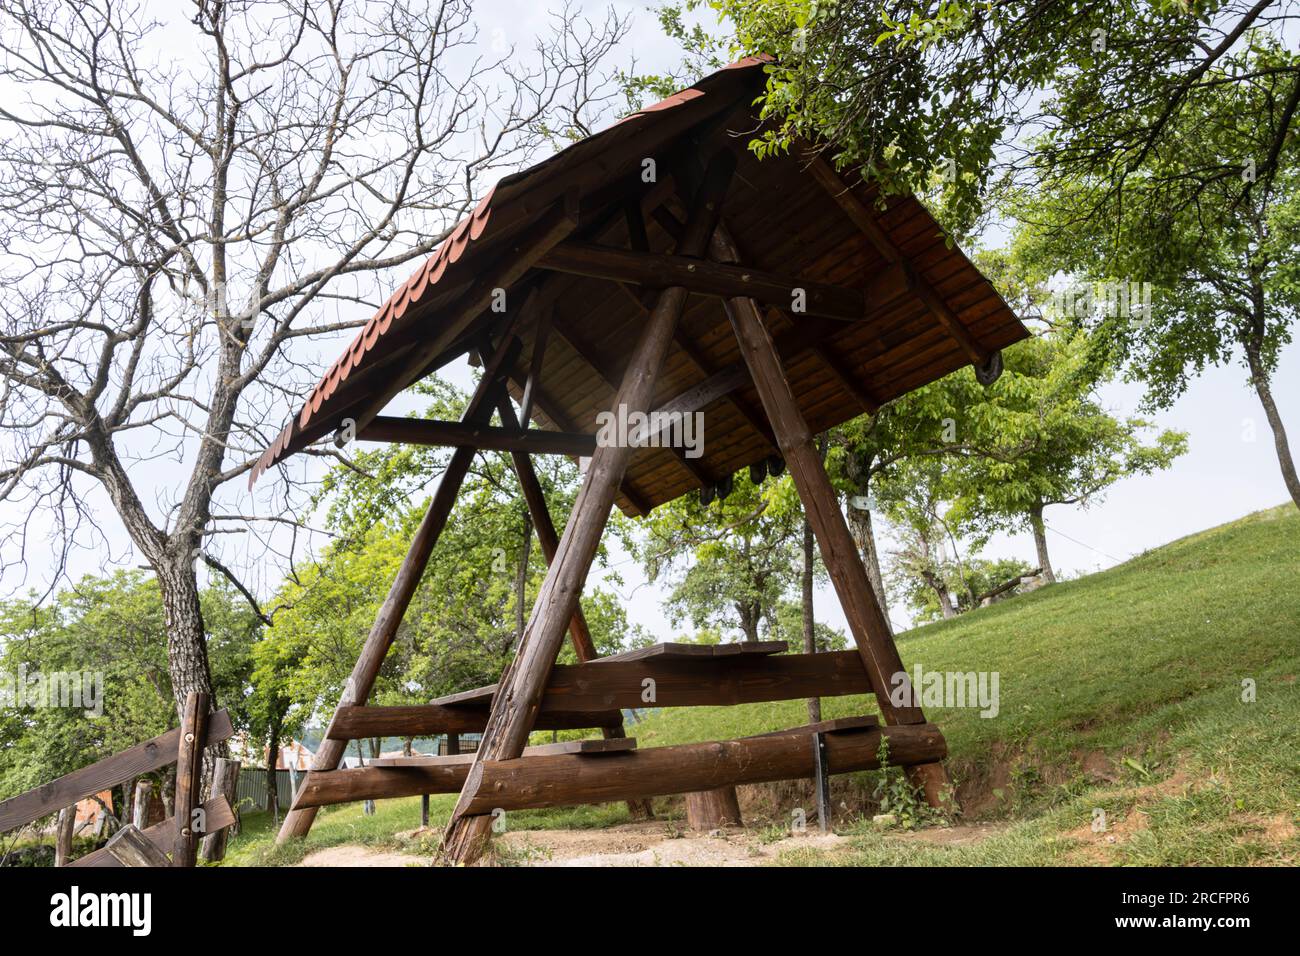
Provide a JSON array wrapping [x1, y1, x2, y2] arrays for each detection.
[[200, 758, 241, 862], [55, 807, 75, 866], [171, 691, 209, 867]]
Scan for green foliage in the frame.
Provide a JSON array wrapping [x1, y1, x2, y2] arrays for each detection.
[[0, 570, 258, 799], [1009, 39, 1300, 413], [632, 470, 803, 642]]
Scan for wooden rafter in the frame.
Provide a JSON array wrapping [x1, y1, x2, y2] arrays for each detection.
[[359, 417, 595, 456], [802, 153, 990, 368]]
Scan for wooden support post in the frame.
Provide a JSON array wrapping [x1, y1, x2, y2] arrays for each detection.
[[275, 335, 521, 845], [685, 786, 743, 830], [105, 824, 171, 868], [711, 224, 952, 809], [200, 758, 241, 862], [55, 806, 75, 866], [171, 691, 209, 867], [496, 395, 654, 821], [131, 779, 151, 829], [442, 150, 738, 864]]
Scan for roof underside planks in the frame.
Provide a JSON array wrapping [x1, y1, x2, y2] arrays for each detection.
[[250, 57, 1028, 515]]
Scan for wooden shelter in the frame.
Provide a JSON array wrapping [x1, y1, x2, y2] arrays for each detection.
[[251, 57, 1028, 863]]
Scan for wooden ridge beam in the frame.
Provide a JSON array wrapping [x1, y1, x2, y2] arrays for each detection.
[[290, 723, 946, 813], [538, 241, 869, 322], [359, 417, 596, 456]]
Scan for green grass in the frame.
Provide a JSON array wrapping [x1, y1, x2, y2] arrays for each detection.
[[225, 505, 1300, 866]]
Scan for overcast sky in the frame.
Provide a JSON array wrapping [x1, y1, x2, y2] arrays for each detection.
[[3, 0, 1296, 640]]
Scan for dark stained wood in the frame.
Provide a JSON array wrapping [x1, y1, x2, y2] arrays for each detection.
[[803, 153, 988, 366], [712, 222, 952, 807], [0, 709, 233, 835], [200, 758, 241, 862], [276, 335, 519, 844], [326, 704, 622, 739], [538, 241, 869, 322], [423, 650, 871, 715], [442, 150, 739, 864], [105, 825, 171, 868], [519, 303, 554, 427], [594, 640, 787, 663], [171, 691, 209, 867], [292, 723, 946, 813], [685, 787, 743, 829], [70, 795, 236, 868], [359, 417, 595, 456], [746, 715, 879, 738], [367, 736, 635, 765]]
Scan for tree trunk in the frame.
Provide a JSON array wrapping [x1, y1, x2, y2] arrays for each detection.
[[1029, 502, 1055, 583], [1245, 344, 1300, 509], [801, 517, 821, 724], [515, 509, 533, 643], [736, 601, 762, 643], [845, 499, 890, 629], [155, 552, 217, 715], [265, 724, 282, 814], [926, 573, 957, 619]]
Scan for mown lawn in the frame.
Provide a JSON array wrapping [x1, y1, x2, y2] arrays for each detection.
[[223, 505, 1300, 866]]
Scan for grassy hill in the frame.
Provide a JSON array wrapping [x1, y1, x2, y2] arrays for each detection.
[[224, 505, 1300, 866]]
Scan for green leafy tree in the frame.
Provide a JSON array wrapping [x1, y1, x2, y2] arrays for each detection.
[[633, 471, 802, 643], [1010, 39, 1300, 509], [708, 1, 1298, 235]]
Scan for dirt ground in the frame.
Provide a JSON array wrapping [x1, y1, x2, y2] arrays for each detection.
[[296, 819, 1005, 867]]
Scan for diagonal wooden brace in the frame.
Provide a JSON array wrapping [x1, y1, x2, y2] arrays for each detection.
[[441, 150, 739, 863], [710, 222, 953, 810]]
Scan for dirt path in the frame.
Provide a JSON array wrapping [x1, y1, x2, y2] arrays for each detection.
[[294, 820, 1006, 867], [495, 820, 847, 866]]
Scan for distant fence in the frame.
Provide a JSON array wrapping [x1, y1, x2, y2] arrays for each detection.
[[235, 769, 298, 812]]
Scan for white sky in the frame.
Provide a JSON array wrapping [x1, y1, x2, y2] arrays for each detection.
[[2, 0, 1296, 639]]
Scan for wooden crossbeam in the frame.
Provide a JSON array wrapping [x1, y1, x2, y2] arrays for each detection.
[[69, 795, 236, 868], [359, 417, 596, 456], [326, 704, 622, 740], [0, 710, 233, 835], [416, 649, 872, 715], [538, 241, 869, 322], [291, 723, 946, 813]]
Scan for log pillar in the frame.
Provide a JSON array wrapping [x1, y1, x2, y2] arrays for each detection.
[[275, 335, 521, 844], [685, 786, 743, 830], [711, 224, 952, 809], [496, 395, 653, 821], [442, 150, 738, 863]]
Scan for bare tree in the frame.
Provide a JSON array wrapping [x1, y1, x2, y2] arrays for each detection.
[[0, 0, 629, 715]]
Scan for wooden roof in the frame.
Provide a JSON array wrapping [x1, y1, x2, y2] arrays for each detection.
[[250, 57, 1028, 514]]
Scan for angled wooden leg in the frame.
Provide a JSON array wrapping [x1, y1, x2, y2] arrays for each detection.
[[275, 336, 522, 844], [442, 151, 738, 863], [496, 395, 653, 820], [711, 224, 952, 809]]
